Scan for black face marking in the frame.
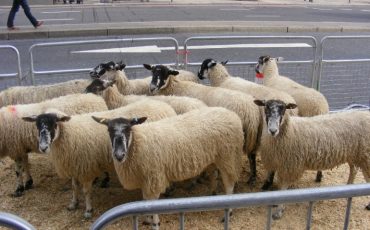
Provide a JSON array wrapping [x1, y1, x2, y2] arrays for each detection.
[[198, 58, 215, 80], [85, 78, 115, 94], [34, 114, 60, 153], [89, 61, 116, 79], [148, 65, 179, 92], [255, 55, 271, 73], [263, 100, 287, 137], [106, 118, 132, 162]]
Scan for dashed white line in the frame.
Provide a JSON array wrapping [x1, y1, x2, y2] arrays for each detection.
[[340, 9, 353, 11], [219, 8, 253, 11], [42, 11, 81, 14], [361, 9, 370, 12], [312, 8, 333, 11], [244, 15, 281, 18]]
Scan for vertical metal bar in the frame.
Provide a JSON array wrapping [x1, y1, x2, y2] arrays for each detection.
[[266, 206, 272, 230], [306, 201, 314, 230], [310, 37, 318, 89], [29, 45, 36, 85], [343, 197, 352, 230], [132, 215, 138, 230], [179, 212, 185, 230], [223, 209, 229, 230]]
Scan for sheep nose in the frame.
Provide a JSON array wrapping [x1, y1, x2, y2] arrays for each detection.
[[269, 129, 278, 136], [149, 83, 157, 92], [39, 146, 49, 153]]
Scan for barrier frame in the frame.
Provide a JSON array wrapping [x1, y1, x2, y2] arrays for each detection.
[[29, 37, 180, 85], [0, 212, 35, 230], [0, 45, 23, 86]]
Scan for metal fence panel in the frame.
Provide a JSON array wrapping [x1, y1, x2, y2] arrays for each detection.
[[318, 36, 370, 111], [183, 36, 318, 88], [0, 45, 22, 90], [0, 212, 35, 230], [28, 37, 179, 86]]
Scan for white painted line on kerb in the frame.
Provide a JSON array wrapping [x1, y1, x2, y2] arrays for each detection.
[[219, 8, 253, 11], [42, 11, 81, 14], [39, 18, 75, 21], [71, 43, 312, 54], [244, 15, 280, 18]]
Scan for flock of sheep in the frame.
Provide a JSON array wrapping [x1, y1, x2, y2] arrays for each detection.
[[0, 55, 369, 229]]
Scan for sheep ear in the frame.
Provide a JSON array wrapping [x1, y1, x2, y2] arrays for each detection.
[[22, 115, 38, 122], [92, 116, 110, 126], [254, 99, 266, 107], [117, 61, 126, 70], [286, 103, 297, 110], [221, 60, 228, 66], [131, 117, 147, 126], [143, 64, 153, 71], [168, 70, 179, 76], [57, 115, 71, 122], [276, 57, 284, 62]]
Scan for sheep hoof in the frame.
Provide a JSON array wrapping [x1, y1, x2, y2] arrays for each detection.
[[151, 222, 160, 230], [12, 186, 25, 197], [25, 178, 33, 190], [261, 181, 273, 191], [84, 210, 93, 219], [315, 171, 323, 183], [220, 211, 233, 223], [67, 202, 78, 211], [247, 176, 256, 186], [366, 204, 370, 210], [272, 209, 284, 220]]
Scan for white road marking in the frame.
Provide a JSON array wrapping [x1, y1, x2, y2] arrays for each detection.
[[361, 9, 370, 12], [42, 11, 81, 14], [72, 43, 312, 54], [340, 9, 352, 11], [38, 18, 75, 21], [244, 15, 281, 18], [219, 8, 253, 11], [312, 8, 332, 11]]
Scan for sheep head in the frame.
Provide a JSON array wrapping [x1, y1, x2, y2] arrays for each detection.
[[92, 116, 147, 162], [85, 78, 116, 94], [143, 64, 179, 93], [22, 111, 71, 153], [255, 55, 283, 77], [254, 99, 296, 137], [89, 61, 126, 79]]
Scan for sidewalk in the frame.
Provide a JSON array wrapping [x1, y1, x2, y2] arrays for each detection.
[[1, 0, 370, 40]]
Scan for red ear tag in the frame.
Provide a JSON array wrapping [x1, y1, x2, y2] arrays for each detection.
[[256, 73, 264, 79]]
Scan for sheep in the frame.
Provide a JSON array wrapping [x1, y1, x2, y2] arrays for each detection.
[[255, 55, 330, 186], [93, 106, 244, 229], [0, 79, 92, 108], [0, 93, 108, 197], [254, 99, 370, 220], [144, 64, 262, 185], [85, 78, 207, 114], [90, 61, 199, 96], [22, 99, 177, 219]]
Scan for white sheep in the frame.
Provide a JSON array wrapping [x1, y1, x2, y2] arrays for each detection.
[[0, 79, 91, 108], [144, 64, 262, 185], [22, 99, 177, 219], [0, 93, 107, 197], [255, 55, 330, 185], [93, 106, 244, 229], [90, 61, 199, 96], [85, 78, 207, 114], [254, 99, 370, 219]]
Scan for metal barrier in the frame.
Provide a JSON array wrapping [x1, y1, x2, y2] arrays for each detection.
[[183, 36, 318, 88], [0, 212, 36, 230], [29, 37, 180, 85], [318, 36, 370, 110], [0, 45, 22, 86], [91, 183, 370, 230]]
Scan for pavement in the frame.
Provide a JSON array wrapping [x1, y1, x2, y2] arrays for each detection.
[[1, 0, 370, 40]]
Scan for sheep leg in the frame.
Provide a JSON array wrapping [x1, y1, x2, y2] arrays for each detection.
[[315, 171, 323, 183], [142, 192, 160, 229], [246, 152, 257, 186], [359, 164, 370, 210], [347, 164, 357, 184], [209, 170, 219, 195], [82, 180, 94, 219], [261, 171, 275, 191], [23, 154, 33, 190], [13, 158, 25, 197], [219, 170, 235, 222], [67, 178, 79, 211], [100, 172, 110, 188], [272, 184, 289, 220]]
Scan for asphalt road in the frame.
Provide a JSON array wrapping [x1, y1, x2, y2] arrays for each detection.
[[1, 4, 370, 27]]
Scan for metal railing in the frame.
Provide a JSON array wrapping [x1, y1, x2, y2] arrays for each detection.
[[29, 37, 180, 85], [0, 45, 22, 86], [0, 212, 36, 230], [91, 183, 370, 230], [183, 35, 318, 88]]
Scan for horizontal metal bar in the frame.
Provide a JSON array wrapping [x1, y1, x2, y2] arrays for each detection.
[[0, 73, 18, 78], [321, 59, 370, 64], [91, 183, 370, 230], [186, 60, 314, 66], [0, 212, 36, 230]]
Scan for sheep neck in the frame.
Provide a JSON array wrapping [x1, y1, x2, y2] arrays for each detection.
[[208, 65, 230, 87], [262, 62, 280, 85], [103, 85, 131, 109], [113, 71, 132, 95]]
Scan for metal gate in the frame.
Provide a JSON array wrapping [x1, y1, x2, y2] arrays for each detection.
[[0, 45, 22, 89], [0, 212, 35, 230]]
